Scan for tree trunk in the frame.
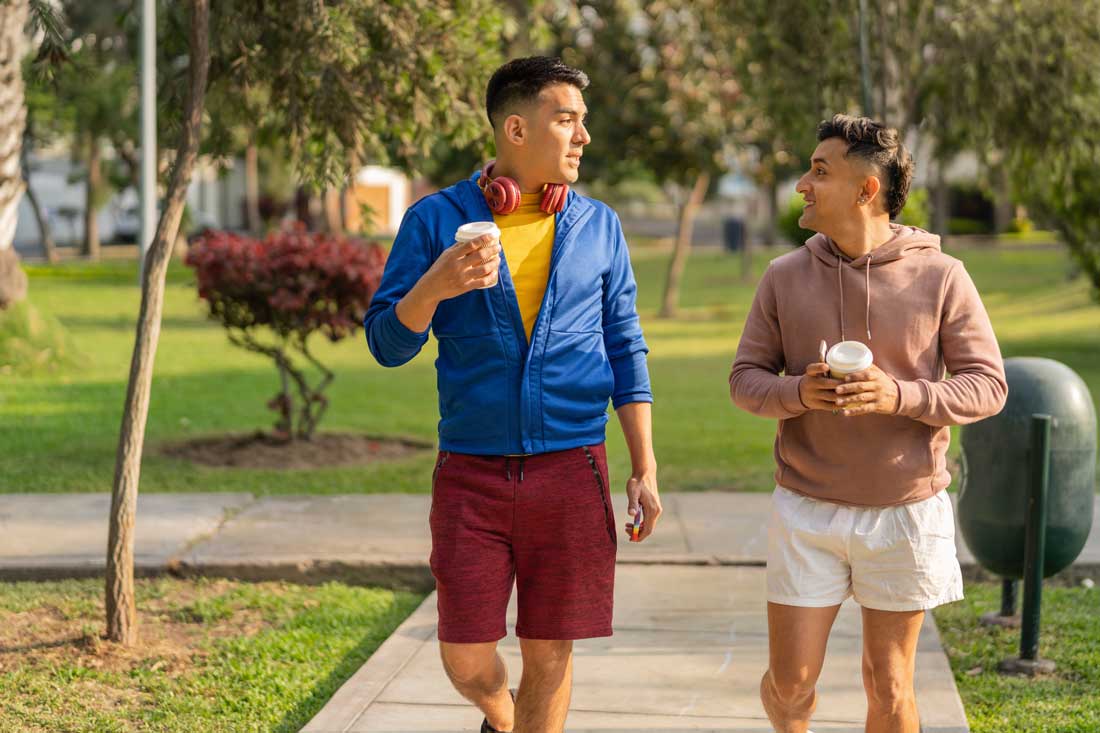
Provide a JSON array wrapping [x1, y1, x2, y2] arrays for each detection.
[[659, 171, 709, 319], [0, 0, 29, 307], [244, 140, 261, 234], [23, 121, 59, 263], [931, 159, 950, 236], [992, 164, 1013, 235], [83, 134, 102, 260], [323, 185, 343, 234], [24, 178, 58, 264], [106, 0, 210, 647]]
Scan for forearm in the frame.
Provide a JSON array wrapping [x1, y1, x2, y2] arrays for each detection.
[[615, 401, 656, 475], [394, 273, 442, 333], [729, 363, 808, 420]]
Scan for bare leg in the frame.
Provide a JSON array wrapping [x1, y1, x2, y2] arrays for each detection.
[[515, 638, 573, 733], [440, 641, 515, 731], [760, 602, 842, 733], [861, 607, 923, 733]]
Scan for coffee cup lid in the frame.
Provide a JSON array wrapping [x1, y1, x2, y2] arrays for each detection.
[[826, 340, 873, 372], [455, 221, 500, 241]]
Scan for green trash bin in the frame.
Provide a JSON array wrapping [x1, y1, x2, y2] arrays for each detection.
[[959, 357, 1096, 578]]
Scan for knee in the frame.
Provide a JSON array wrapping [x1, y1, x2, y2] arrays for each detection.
[[762, 667, 816, 707], [440, 645, 499, 689], [863, 662, 913, 714]]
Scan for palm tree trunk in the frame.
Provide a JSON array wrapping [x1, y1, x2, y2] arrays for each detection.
[[659, 171, 709, 319], [106, 0, 210, 646], [0, 0, 30, 306], [83, 134, 102, 260]]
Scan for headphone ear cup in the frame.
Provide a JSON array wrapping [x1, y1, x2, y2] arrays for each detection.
[[486, 176, 521, 214], [541, 183, 568, 214]]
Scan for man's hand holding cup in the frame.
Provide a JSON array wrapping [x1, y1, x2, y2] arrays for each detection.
[[427, 222, 502, 300]]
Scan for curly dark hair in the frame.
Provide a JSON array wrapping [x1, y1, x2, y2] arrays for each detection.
[[486, 56, 589, 129], [817, 114, 913, 219]]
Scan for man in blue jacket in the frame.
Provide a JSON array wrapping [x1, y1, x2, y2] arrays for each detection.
[[363, 57, 660, 733]]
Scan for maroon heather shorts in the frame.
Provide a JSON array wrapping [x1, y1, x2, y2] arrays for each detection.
[[429, 443, 617, 643]]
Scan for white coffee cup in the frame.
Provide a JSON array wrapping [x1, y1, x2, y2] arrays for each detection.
[[825, 340, 873, 379], [454, 221, 501, 289]]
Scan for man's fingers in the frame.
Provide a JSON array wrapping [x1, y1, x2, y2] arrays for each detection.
[[837, 390, 876, 406], [836, 380, 876, 395]]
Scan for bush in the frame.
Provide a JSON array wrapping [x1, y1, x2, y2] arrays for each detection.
[[948, 217, 993, 236], [777, 193, 817, 246], [897, 187, 930, 230], [185, 226, 386, 440]]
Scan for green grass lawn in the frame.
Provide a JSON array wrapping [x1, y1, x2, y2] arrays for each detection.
[[4, 242, 1099, 494], [934, 581, 1100, 732], [0, 577, 424, 732]]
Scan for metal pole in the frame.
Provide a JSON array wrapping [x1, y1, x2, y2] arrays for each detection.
[[999, 578, 1018, 617], [1019, 413, 1051, 660], [139, 0, 157, 281], [858, 0, 873, 117]]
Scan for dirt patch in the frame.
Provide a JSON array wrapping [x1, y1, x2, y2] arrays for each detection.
[[0, 580, 258, 680], [160, 431, 433, 469]]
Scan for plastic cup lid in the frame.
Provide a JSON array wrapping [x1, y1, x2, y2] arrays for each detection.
[[826, 340, 873, 372], [455, 221, 500, 241]]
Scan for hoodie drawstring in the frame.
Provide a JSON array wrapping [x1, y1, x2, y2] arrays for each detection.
[[837, 253, 873, 342], [865, 254, 872, 341], [837, 255, 845, 341]]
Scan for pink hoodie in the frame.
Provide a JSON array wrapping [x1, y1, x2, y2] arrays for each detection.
[[729, 225, 1008, 507]]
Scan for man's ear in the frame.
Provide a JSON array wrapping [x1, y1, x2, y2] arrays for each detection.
[[501, 113, 526, 147], [860, 174, 882, 208]]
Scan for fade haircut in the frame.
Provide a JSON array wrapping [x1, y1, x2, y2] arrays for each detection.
[[486, 56, 589, 129], [817, 114, 914, 219]]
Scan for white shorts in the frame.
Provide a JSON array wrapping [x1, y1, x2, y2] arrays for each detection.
[[767, 485, 964, 612]]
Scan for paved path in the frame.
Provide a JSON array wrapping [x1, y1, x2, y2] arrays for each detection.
[[302, 566, 968, 733], [4, 490, 1097, 732], [3, 492, 1097, 585]]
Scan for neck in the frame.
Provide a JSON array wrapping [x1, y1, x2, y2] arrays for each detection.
[[489, 157, 544, 194], [830, 215, 895, 259]]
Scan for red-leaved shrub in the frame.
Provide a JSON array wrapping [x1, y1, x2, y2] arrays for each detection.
[[185, 225, 386, 440]]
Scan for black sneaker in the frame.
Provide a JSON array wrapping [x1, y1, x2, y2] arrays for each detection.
[[479, 688, 517, 733]]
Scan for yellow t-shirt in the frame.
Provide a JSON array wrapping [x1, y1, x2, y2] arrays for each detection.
[[493, 192, 555, 342]]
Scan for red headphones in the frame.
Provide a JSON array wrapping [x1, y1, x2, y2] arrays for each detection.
[[477, 160, 569, 215]]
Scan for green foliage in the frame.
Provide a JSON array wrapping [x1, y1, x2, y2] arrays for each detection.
[[181, 0, 508, 187], [557, 0, 743, 188], [777, 193, 816, 246], [931, 0, 1100, 297], [897, 187, 930, 230]]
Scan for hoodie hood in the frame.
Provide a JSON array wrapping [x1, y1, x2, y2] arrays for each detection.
[[806, 224, 941, 268]]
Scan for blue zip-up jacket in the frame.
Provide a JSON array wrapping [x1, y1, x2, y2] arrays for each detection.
[[364, 171, 652, 455]]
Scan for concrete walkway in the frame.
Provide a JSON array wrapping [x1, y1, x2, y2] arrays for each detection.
[[302, 566, 968, 733], [3, 491, 1098, 732]]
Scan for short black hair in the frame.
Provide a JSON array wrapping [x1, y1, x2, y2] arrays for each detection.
[[485, 56, 589, 129], [817, 114, 913, 219]]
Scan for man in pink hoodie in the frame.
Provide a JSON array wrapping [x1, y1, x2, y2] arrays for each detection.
[[730, 114, 1007, 733]]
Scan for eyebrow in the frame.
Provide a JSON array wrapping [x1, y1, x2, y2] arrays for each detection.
[[811, 157, 829, 167], [555, 107, 588, 117]]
